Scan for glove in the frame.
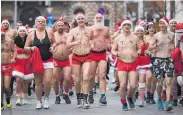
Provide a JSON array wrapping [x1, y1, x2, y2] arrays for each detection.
[[171, 48, 181, 59], [16, 47, 23, 53]]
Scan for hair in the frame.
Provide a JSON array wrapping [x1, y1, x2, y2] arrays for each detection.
[[17, 21, 23, 24], [64, 22, 70, 28], [14, 34, 28, 48]]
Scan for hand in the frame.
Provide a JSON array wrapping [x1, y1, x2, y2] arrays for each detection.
[[133, 53, 139, 58], [49, 47, 54, 53], [31, 46, 36, 52], [74, 40, 81, 45], [11, 58, 16, 63]]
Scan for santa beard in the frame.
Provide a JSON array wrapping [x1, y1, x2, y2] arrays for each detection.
[[94, 21, 104, 29]]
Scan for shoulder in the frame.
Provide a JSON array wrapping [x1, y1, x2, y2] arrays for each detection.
[[6, 36, 13, 43], [114, 34, 121, 42], [169, 31, 175, 37], [28, 31, 35, 37], [104, 26, 109, 30], [46, 28, 54, 34], [54, 31, 58, 36], [69, 28, 76, 34], [131, 33, 138, 41], [64, 32, 69, 36]]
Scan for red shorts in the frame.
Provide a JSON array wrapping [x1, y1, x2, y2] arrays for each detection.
[[53, 58, 70, 68], [117, 59, 138, 72], [12, 58, 33, 80], [1, 64, 12, 77], [72, 53, 91, 65], [90, 50, 107, 62]]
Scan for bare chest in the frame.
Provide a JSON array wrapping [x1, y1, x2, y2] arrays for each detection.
[[55, 34, 67, 44], [73, 31, 90, 42], [1, 41, 11, 51], [157, 34, 172, 45], [117, 38, 137, 49], [93, 29, 108, 38], [145, 36, 155, 44], [6, 32, 14, 39]]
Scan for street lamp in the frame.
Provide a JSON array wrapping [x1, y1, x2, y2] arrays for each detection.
[[14, 0, 17, 28]]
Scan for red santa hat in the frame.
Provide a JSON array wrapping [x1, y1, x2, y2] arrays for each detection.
[[55, 20, 64, 25], [115, 21, 122, 31], [1, 26, 6, 33], [175, 23, 183, 33], [135, 25, 144, 32], [76, 12, 85, 20], [159, 17, 169, 26], [169, 19, 177, 24], [2, 19, 10, 25], [18, 26, 28, 34], [120, 19, 132, 28]]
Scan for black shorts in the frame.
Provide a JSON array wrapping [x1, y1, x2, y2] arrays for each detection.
[[149, 57, 155, 72], [153, 57, 174, 79]]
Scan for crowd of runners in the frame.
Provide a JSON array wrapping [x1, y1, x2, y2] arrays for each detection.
[[1, 12, 183, 112]]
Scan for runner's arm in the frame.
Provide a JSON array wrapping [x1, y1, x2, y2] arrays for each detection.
[[111, 37, 118, 56], [66, 30, 79, 49], [24, 32, 34, 52]]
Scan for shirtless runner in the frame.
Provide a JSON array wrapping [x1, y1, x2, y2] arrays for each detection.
[[144, 22, 157, 104], [52, 20, 71, 104], [149, 18, 175, 111], [112, 21, 122, 92], [1, 27, 17, 111], [67, 13, 93, 109], [2, 19, 17, 96], [88, 13, 110, 105], [111, 20, 139, 111], [2, 19, 17, 40]]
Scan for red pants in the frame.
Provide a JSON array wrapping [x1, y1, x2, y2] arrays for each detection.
[[117, 59, 138, 72], [1, 64, 12, 77], [53, 58, 70, 68], [90, 50, 107, 62], [72, 53, 91, 65], [12, 58, 33, 80]]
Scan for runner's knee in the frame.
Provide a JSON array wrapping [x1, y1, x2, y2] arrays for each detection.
[[99, 73, 106, 80]]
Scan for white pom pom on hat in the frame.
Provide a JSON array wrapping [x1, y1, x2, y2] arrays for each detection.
[[120, 19, 132, 28], [169, 19, 177, 24], [135, 25, 144, 32], [2, 19, 10, 25], [75, 12, 85, 20], [18, 26, 28, 34]]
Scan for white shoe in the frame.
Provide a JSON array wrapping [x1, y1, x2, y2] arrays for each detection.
[[36, 101, 42, 109], [43, 98, 49, 109], [22, 94, 28, 105], [139, 100, 144, 107], [16, 95, 22, 106]]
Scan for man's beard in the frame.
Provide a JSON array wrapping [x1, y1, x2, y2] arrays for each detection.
[[94, 22, 104, 29], [58, 28, 64, 33]]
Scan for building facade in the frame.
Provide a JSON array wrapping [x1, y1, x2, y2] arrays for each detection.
[[1, 1, 124, 32]]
